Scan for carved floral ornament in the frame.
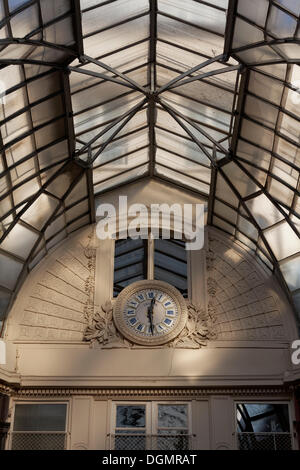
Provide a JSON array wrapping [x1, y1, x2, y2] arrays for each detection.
[[83, 300, 217, 349]]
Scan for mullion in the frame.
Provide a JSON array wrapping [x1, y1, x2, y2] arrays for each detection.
[[88, 100, 148, 165], [75, 104, 147, 140], [154, 248, 186, 265], [271, 0, 300, 20], [235, 156, 300, 198], [265, 64, 292, 194], [157, 10, 224, 38], [160, 98, 229, 153], [156, 144, 211, 169], [74, 38, 150, 67], [0, 89, 63, 127], [232, 37, 300, 57], [246, 89, 300, 125], [0, 67, 54, 98], [82, 11, 149, 40], [115, 271, 144, 284], [114, 259, 145, 273], [166, 65, 240, 92], [214, 211, 259, 246], [165, 86, 232, 117], [82, 55, 148, 96], [21, 64, 42, 188], [93, 161, 148, 185], [242, 112, 300, 150], [93, 145, 148, 171], [71, 61, 149, 99], [13, 169, 86, 301], [0, 161, 72, 242], [0, 38, 78, 57], [235, 159, 300, 238], [82, 0, 118, 14], [115, 244, 144, 258], [159, 97, 230, 138], [156, 61, 236, 96], [0, 154, 68, 201], [154, 264, 187, 281], [91, 125, 148, 152], [157, 38, 231, 66], [155, 161, 210, 187], [156, 124, 212, 148], [75, 98, 147, 156], [158, 99, 215, 166], [157, 53, 226, 95], [0, 113, 66, 154], [153, 173, 208, 199], [238, 136, 300, 173]]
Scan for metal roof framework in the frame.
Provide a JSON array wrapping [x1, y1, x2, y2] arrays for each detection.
[[0, 0, 299, 333]]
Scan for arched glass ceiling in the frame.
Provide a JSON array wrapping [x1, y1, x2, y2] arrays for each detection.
[[0, 0, 299, 333]]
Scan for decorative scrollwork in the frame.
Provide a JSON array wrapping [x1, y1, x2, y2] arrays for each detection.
[[83, 301, 132, 348], [84, 298, 217, 349], [169, 302, 217, 348]]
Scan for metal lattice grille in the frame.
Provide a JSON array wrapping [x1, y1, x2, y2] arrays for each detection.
[[237, 433, 292, 451], [11, 432, 66, 450], [111, 434, 193, 450]]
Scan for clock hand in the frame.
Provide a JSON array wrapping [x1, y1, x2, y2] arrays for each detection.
[[147, 298, 156, 335]]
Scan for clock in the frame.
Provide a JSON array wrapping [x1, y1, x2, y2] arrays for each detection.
[[113, 280, 188, 346]]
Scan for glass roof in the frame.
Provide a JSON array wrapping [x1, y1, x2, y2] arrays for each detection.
[[0, 0, 299, 332]]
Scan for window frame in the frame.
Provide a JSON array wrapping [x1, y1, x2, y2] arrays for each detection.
[[109, 400, 192, 450], [8, 399, 71, 450], [233, 399, 295, 450], [113, 236, 191, 299]]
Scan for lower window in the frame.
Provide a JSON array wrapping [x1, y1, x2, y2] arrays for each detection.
[[11, 402, 67, 450], [111, 402, 192, 450], [236, 403, 292, 450]]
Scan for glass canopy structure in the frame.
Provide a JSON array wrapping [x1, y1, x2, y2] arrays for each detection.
[[0, 0, 299, 333]]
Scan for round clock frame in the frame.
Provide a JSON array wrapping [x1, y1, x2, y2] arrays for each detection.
[[113, 280, 188, 346]]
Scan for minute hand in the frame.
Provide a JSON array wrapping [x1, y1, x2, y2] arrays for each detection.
[[147, 298, 155, 335]]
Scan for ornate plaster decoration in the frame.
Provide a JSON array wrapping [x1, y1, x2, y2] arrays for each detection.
[[83, 229, 97, 325], [83, 299, 216, 349], [169, 303, 216, 348], [83, 301, 132, 349], [3, 385, 292, 399]]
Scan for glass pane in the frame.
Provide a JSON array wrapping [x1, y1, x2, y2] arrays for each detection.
[[1, 223, 39, 259], [246, 194, 284, 229], [237, 0, 269, 28], [0, 253, 23, 290], [116, 405, 146, 428], [114, 239, 146, 296], [158, 405, 188, 428], [154, 239, 187, 296], [237, 403, 290, 433], [267, 5, 297, 38], [264, 221, 300, 260], [14, 404, 67, 432], [280, 256, 300, 291]]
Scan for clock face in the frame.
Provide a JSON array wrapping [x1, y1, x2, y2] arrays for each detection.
[[113, 280, 188, 346]]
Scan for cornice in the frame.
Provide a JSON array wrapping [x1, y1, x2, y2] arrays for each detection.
[[1, 385, 293, 399]]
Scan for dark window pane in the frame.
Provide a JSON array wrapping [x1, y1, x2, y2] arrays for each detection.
[[113, 239, 147, 296], [154, 239, 187, 296], [14, 404, 67, 432], [237, 403, 290, 433], [116, 405, 146, 428]]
